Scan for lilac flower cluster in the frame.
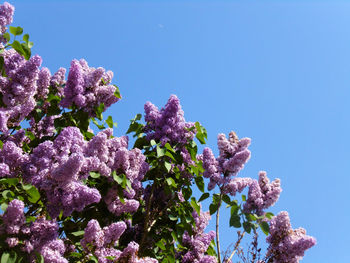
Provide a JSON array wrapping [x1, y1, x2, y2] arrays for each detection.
[[25, 127, 101, 218], [1, 199, 67, 263], [180, 208, 217, 263], [84, 128, 148, 216], [29, 115, 60, 139], [202, 131, 251, 191], [25, 126, 148, 218], [0, 2, 14, 34], [60, 59, 119, 116], [0, 49, 44, 133], [266, 211, 316, 262], [0, 140, 28, 178], [81, 219, 157, 263], [243, 171, 282, 215], [144, 95, 195, 146]]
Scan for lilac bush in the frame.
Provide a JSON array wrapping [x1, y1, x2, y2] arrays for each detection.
[[0, 2, 315, 263]]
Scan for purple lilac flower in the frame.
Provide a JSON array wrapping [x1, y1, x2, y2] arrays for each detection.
[[81, 219, 105, 249], [104, 187, 140, 216], [0, 162, 9, 177], [222, 177, 253, 196], [25, 126, 148, 218], [0, 2, 14, 34], [144, 95, 195, 146], [25, 127, 101, 218], [30, 218, 67, 263], [266, 211, 316, 263], [243, 171, 281, 215], [36, 67, 51, 99], [6, 237, 19, 247], [81, 220, 157, 263], [202, 132, 251, 191], [0, 49, 43, 132], [180, 207, 217, 263], [60, 59, 119, 116], [103, 221, 127, 246], [0, 140, 28, 178], [2, 200, 66, 261], [3, 199, 25, 234], [28, 114, 59, 139]]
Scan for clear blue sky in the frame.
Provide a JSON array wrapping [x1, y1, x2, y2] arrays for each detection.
[[9, 0, 350, 261]]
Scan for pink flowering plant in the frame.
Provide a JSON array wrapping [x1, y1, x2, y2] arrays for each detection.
[[0, 2, 316, 263]]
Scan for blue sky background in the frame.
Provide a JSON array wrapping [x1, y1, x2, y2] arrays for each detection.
[[8, 0, 350, 261]]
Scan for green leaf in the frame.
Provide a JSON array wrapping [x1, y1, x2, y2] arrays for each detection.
[[164, 151, 176, 161], [222, 194, 231, 205], [243, 222, 252, 234], [1, 251, 17, 263], [195, 121, 207, 144], [213, 194, 221, 205], [125, 178, 132, 192], [229, 215, 241, 228], [246, 213, 257, 221], [35, 253, 44, 263], [209, 203, 218, 215], [0, 178, 19, 186], [2, 190, 14, 199], [89, 255, 98, 263], [242, 194, 246, 201], [11, 40, 25, 56], [25, 130, 35, 140], [1, 202, 8, 212], [21, 43, 31, 60], [164, 161, 172, 172], [166, 177, 176, 187], [156, 146, 165, 157], [260, 221, 270, 235], [71, 230, 85, 236], [94, 103, 105, 120], [155, 240, 166, 250], [9, 26, 23, 36], [0, 140, 3, 150], [92, 118, 105, 130], [69, 252, 82, 258], [23, 34, 29, 42], [134, 137, 148, 149], [27, 41, 34, 48], [150, 139, 157, 147], [106, 116, 114, 128], [194, 176, 205, 192], [113, 85, 121, 99], [198, 193, 210, 202], [191, 197, 200, 215], [230, 203, 239, 215], [89, 172, 100, 179], [182, 187, 192, 200], [117, 187, 125, 204], [265, 212, 274, 220], [164, 143, 175, 153], [26, 186, 40, 203], [113, 173, 124, 185], [168, 214, 178, 221]]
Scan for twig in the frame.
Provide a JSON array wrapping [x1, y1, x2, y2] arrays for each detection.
[[227, 231, 245, 262]]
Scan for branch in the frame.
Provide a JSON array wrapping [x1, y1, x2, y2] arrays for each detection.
[[140, 182, 155, 250], [216, 193, 223, 263]]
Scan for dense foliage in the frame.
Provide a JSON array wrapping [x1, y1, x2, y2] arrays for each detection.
[[0, 2, 316, 263]]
